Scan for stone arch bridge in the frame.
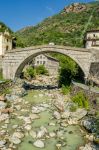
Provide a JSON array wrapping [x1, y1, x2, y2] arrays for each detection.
[[2, 45, 98, 80]]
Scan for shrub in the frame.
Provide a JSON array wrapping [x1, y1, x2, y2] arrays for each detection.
[[36, 65, 48, 75], [24, 66, 36, 79], [72, 91, 90, 109], [61, 85, 71, 95]]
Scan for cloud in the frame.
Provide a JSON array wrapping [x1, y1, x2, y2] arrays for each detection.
[[46, 6, 55, 14]]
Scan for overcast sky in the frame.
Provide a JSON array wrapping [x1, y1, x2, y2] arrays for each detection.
[[0, 0, 94, 31]]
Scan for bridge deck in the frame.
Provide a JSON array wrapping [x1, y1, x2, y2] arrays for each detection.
[[6, 45, 92, 53]]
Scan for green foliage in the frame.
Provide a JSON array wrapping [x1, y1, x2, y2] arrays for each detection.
[[61, 85, 71, 95], [51, 53, 79, 86], [36, 65, 48, 75], [15, 2, 99, 48], [72, 91, 90, 109], [24, 65, 48, 80], [24, 66, 36, 79]]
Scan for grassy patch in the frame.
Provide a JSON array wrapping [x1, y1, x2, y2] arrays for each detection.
[[71, 91, 90, 110]]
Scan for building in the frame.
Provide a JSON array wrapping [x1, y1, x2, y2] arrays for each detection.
[[33, 54, 59, 76], [0, 30, 12, 56], [85, 30, 99, 49]]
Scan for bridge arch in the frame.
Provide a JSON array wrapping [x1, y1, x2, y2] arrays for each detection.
[[2, 45, 92, 80]]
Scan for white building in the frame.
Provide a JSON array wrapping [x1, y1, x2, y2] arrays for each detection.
[[85, 30, 99, 49], [33, 54, 59, 76], [0, 30, 12, 56]]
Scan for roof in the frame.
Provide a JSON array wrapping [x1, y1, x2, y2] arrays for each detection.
[[85, 38, 99, 41], [86, 30, 99, 33], [44, 54, 59, 62]]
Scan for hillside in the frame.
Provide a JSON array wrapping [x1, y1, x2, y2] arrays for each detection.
[[0, 22, 12, 33], [15, 2, 99, 48]]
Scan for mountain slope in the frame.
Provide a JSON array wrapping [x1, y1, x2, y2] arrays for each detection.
[[15, 2, 99, 48]]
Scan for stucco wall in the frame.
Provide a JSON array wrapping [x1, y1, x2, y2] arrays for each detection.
[[85, 31, 99, 50]]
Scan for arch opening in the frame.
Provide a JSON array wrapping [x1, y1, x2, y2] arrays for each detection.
[[15, 50, 85, 85]]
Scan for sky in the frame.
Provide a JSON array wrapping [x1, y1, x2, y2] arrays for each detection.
[[0, 0, 95, 31]]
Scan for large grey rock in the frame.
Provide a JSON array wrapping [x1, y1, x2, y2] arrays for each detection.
[[33, 140, 45, 148]]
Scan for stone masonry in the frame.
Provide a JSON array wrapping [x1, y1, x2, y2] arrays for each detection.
[[2, 45, 97, 80]]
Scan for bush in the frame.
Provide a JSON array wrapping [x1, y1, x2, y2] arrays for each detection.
[[36, 65, 48, 75], [72, 91, 90, 109], [61, 85, 71, 95], [24, 66, 36, 79]]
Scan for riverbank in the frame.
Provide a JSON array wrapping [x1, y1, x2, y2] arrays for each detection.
[[0, 77, 99, 150]]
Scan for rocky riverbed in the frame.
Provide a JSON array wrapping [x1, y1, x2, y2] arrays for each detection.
[[0, 81, 99, 150]]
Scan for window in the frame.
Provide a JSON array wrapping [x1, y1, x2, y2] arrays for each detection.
[[43, 61, 45, 64], [40, 61, 42, 64], [37, 61, 39, 64], [93, 34, 96, 37], [6, 46, 9, 51], [40, 55, 42, 59]]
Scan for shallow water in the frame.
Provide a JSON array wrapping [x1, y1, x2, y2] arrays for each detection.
[[18, 90, 85, 150], [0, 90, 85, 150]]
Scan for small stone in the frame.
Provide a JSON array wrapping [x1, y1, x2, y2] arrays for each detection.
[[13, 132, 24, 139], [56, 143, 62, 149], [0, 140, 6, 148], [49, 132, 56, 138], [29, 131, 36, 139], [49, 122, 55, 126], [0, 101, 7, 110], [29, 114, 40, 120], [24, 125, 31, 131], [9, 137, 21, 144], [33, 140, 45, 148], [53, 111, 61, 120]]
